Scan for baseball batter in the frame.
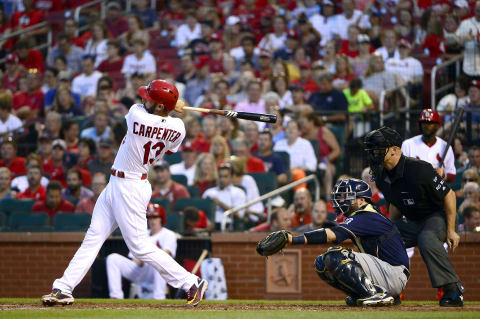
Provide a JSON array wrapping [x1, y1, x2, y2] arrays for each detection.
[[41, 80, 208, 307], [401, 109, 456, 183]]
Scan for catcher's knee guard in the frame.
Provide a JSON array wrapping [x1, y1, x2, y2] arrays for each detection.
[[321, 246, 381, 301]]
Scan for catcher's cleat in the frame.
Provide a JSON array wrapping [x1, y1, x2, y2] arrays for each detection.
[[358, 289, 394, 307], [185, 278, 208, 307], [41, 288, 74, 306]]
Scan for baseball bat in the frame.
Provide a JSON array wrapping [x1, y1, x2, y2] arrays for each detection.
[[438, 106, 464, 168], [191, 249, 209, 274], [183, 106, 277, 124]]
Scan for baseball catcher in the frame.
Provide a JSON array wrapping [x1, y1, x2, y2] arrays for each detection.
[[257, 178, 410, 307]]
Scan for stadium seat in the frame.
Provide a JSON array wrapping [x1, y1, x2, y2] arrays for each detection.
[[187, 185, 201, 198], [0, 199, 36, 222], [0, 212, 6, 231], [8, 212, 52, 232], [274, 151, 292, 182], [248, 172, 278, 197], [72, 115, 90, 130], [150, 198, 170, 214], [53, 213, 92, 232], [165, 212, 184, 234], [171, 174, 188, 187], [164, 152, 182, 165], [173, 198, 216, 223]]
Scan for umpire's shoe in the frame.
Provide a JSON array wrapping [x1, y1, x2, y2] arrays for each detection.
[[41, 288, 74, 306], [185, 278, 208, 307], [440, 287, 464, 307]]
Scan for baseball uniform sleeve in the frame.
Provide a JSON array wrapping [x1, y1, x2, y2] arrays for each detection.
[[168, 119, 186, 153], [161, 230, 178, 258]]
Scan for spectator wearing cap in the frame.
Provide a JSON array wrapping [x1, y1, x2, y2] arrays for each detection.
[[338, 25, 360, 58], [0, 167, 12, 200], [17, 164, 46, 200], [85, 22, 109, 68], [175, 9, 201, 49], [176, 54, 196, 85], [170, 142, 199, 186], [291, 61, 319, 98], [12, 69, 44, 119], [45, 71, 82, 110], [121, 38, 156, 79], [72, 55, 103, 99], [49, 139, 68, 187], [2, 54, 24, 92], [0, 91, 22, 135], [235, 79, 266, 115], [151, 160, 190, 210], [11, 153, 50, 193], [307, 72, 348, 123], [129, 0, 159, 29], [374, 30, 400, 62], [87, 138, 114, 177], [184, 55, 212, 106], [332, 0, 370, 40], [223, 15, 242, 52], [80, 111, 111, 142], [254, 129, 288, 185], [385, 39, 423, 84], [309, 0, 336, 47], [230, 36, 260, 69], [120, 14, 150, 53], [42, 67, 58, 94], [252, 207, 292, 232], [62, 167, 94, 203], [352, 34, 373, 77], [258, 15, 287, 52], [104, 1, 129, 38], [231, 138, 265, 173], [273, 29, 299, 61], [453, 0, 470, 20], [76, 172, 107, 214], [97, 40, 124, 74], [255, 50, 272, 81], [202, 163, 246, 229], [15, 38, 44, 73], [456, 1, 480, 76], [32, 181, 75, 223], [47, 33, 85, 74]]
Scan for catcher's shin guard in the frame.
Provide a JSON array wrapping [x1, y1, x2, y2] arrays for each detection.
[[314, 254, 358, 299], [317, 246, 391, 305]]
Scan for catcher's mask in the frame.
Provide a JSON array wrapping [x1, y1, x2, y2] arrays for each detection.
[[363, 126, 403, 178], [331, 178, 372, 219]]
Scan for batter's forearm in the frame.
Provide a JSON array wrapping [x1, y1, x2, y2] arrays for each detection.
[[444, 189, 457, 233]]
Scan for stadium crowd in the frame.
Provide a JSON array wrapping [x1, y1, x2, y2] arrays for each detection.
[[0, 0, 479, 234]]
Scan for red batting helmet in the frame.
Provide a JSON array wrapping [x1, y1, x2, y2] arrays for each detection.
[[146, 202, 167, 225], [419, 108, 440, 124], [138, 79, 179, 112]]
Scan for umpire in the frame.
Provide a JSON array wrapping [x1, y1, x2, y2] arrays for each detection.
[[364, 126, 464, 307]]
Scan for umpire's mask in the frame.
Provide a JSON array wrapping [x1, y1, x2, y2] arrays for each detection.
[[364, 126, 403, 178]]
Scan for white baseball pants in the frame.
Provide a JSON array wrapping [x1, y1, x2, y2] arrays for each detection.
[[52, 176, 197, 294]]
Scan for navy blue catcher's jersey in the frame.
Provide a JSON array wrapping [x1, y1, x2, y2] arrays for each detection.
[[331, 204, 409, 269]]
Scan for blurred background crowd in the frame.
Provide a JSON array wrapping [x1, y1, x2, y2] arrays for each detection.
[[0, 0, 479, 235]]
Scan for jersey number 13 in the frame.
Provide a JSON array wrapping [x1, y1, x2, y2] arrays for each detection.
[[143, 141, 166, 165]]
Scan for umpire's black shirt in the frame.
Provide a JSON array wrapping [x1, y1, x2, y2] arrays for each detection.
[[375, 155, 451, 221]]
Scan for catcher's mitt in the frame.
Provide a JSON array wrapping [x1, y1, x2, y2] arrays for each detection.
[[256, 230, 290, 256]]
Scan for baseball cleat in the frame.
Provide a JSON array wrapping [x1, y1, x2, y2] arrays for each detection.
[[439, 289, 464, 307], [41, 288, 74, 306], [185, 278, 208, 307]]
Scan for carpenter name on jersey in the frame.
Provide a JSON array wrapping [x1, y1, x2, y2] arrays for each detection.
[[132, 121, 182, 143]]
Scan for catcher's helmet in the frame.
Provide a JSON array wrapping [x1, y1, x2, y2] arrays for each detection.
[[331, 178, 372, 218], [146, 202, 166, 225], [138, 79, 179, 111], [419, 108, 440, 124]]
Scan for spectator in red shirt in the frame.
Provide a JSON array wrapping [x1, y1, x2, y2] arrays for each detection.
[[15, 38, 44, 73], [34, 0, 63, 12], [0, 138, 26, 178], [49, 139, 67, 187], [104, 2, 129, 38], [75, 172, 107, 214], [231, 138, 265, 173], [244, 121, 259, 154], [252, 207, 292, 232], [63, 18, 86, 49], [183, 206, 212, 235], [193, 115, 217, 153], [288, 188, 312, 228], [17, 165, 46, 200], [291, 62, 319, 99], [193, 153, 218, 195], [32, 181, 75, 223], [339, 25, 360, 58], [11, 0, 47, 36], [151, 160, 190, 210], [2, 54, 24, 92], [12, 69, 44, 119], [61, 119, 80, 155], [97, 40, 123, 74], [38, 132, 54, 174]]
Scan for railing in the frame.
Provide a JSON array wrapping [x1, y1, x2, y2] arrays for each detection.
[[126, 0, 156, 11], [74, 0, 106, 32], [0, 22, 51, 65], [220, 174, 320, 232], [430, 54, 463, 109], [378, 82, 411, 132]]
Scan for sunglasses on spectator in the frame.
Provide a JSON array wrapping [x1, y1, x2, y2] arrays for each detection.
[[464, 178, 476, 182], [100, 85, 112, 90]]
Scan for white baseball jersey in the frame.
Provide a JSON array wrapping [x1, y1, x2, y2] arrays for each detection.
[[113, 104, 186, 175], [401, 135, 456, 177]]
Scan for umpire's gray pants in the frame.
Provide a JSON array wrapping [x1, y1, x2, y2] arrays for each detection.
[[395, 212, 460, 288], [353, 252, 409, 297]]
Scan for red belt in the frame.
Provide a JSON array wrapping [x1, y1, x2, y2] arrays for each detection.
[[111, 169, 147, 180]]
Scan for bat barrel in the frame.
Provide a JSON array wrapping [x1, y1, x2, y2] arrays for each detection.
[[225, 111, 277, 123]]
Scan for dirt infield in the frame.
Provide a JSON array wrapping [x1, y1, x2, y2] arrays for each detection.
[[2, 301, 480, 312]]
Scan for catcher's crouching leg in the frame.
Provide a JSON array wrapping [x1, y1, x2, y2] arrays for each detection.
[[314, 247, 394, 307]]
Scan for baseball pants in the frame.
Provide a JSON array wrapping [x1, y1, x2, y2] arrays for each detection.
[[395, 212, 460, 288], [353, 252, 409, 297], [53, 176, 197, 294], [106, 253, 167, 299]]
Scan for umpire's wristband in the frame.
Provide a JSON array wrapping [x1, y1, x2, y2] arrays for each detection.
[[291, 235, 306, 245]]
